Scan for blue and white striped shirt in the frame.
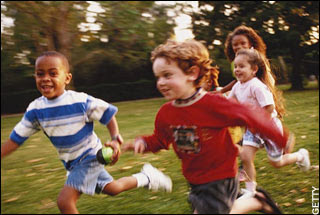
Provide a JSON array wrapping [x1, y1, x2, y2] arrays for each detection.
[[10, 90, 117, 170]]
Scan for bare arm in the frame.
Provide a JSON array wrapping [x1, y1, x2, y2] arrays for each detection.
[[105, 116, 122, 164], [1, 139, 19, 159], [263, 104, 274, 117], [220, 80, 237, 94]]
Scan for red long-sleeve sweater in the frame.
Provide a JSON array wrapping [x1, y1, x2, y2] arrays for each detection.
[[142, 90, 287, 185]]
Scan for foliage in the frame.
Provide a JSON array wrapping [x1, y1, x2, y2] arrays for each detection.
[[1, 1, 176, 96], [1, 83, 319, 214], [190, 1, 319, 89]]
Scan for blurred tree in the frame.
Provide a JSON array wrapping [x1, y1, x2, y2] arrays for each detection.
[[1, 1, 177, 113], [71, 1, 175, 87], [191, 1, 319, 90]]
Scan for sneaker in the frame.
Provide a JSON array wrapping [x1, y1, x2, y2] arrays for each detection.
[[141, 163, 172, 192], [296, 148, 311, 172], [237, 188, 255, 200]]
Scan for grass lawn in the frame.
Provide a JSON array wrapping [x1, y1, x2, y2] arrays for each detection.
[[1, 82, 319, 214]]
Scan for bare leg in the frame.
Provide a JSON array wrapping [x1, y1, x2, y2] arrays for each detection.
[[103, 176, 137, 196], [269, 152, 299, 168], [230, 191, 273, 214], [240, 145, 259, 183], [57, 185, 81, 214]]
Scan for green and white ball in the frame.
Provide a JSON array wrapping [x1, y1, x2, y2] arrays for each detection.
[[96, 146, 113, 165]]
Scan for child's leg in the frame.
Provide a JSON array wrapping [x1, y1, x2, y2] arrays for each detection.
[[269, 152, 300, 168], [57, 185, 82, 214], [230, 188, 280, 214], [102, 176, 137, 196], [239, 145, 258, 193], [102, 163, 172, 196], [269, 148, 310, 171]]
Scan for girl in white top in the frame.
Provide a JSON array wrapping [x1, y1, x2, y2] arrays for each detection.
[[228, 49, 310, 199]]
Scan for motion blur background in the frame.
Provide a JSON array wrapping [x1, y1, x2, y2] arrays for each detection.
[[1, 1, 319, 114]]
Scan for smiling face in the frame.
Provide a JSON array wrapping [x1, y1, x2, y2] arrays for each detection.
[[234, 54, 258, 83], [35, 56, 72, 100], [232, 34, 252, 54], [153, 57, 197, 101]]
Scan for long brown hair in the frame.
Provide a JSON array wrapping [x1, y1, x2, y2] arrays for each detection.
[[151, 39, 220, 90], [236, 49, 286, 119], [225, 25, 266, 62]]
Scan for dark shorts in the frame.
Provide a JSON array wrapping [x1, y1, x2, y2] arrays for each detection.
[[188, 178, 239, 214]]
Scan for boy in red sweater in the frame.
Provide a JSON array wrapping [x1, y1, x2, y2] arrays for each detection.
[[126, 39, 288, 214]]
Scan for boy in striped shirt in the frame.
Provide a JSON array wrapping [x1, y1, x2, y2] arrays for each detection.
[[1, 51, 172, 214]]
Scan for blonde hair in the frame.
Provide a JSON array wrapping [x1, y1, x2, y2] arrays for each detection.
[[151, 39, 220, 90], [236, 49, 285, 119]]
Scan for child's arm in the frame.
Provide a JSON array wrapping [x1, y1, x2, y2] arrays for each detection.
[[220, 80, 237, 94], [263, 104, 274, 116], [1, 139, 19, 159], [105, 116, 123, 165]]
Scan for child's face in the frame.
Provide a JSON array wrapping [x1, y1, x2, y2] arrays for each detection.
[[35, 56, 72, 100], [232, 35, 252, 54], [234, 54, 257, 83], [153, 57, 196, 101]]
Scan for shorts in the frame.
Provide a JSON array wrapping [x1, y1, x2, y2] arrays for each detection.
[[188, 178, 239, 214], [66, 157, 113, 195], [242, 118, 283, 162]]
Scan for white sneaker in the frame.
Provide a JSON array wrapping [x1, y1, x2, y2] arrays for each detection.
[[237, 188, 255, 200], [141, 163, 172, 192], [296, 148, 311, 172]]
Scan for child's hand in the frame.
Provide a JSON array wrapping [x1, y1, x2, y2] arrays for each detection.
[[104, 140, 121, 165], [134, 138, 146, 154], [121, 142, 135, 152]]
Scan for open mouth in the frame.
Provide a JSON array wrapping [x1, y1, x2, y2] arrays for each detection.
[[41, 85, 53, 93]]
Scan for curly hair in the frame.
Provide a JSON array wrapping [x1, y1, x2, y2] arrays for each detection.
[[151, 39, 220, 90], [236, 49, 286, 119], [224, 25, 266, 62]]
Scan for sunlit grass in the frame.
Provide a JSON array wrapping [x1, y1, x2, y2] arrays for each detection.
[[1, 82, 319, 214]]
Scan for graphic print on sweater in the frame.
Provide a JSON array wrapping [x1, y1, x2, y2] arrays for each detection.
[[172, 125, 200, 154]]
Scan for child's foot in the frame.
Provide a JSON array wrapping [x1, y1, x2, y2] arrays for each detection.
[[141, 163, 172, 192], [296, 148, 311, 171], [255, 187, 283, 214]]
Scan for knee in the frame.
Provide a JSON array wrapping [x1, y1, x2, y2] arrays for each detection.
[[269, 160, 282, 168], [102, 181, 123, 196], [240, 152, 253, 164], [57, 195, 74, 212]]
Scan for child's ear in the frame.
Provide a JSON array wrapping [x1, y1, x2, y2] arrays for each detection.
[[253, 65, 258, 75], [65, 72, 72, 84], [188, 66, 200, 81]]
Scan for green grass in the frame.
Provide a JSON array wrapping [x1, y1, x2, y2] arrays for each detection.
[[1, 82, 319, 214]]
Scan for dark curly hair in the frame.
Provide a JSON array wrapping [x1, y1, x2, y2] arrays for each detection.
[[224, 25, 266, 62]]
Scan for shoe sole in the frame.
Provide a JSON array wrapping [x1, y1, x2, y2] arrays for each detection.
[[255, 187, 282, 214]]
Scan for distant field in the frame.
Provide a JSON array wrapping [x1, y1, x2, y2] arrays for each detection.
[[1, 82, 319, 214]]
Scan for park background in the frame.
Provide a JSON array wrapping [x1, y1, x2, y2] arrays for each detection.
[[1, 1, 319, 214]]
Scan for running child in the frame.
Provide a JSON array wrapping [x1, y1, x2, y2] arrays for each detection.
[[215, 25, 270, 94], [1, 51, 172, 214], [228, 48, 311, 199], [125, 39, 290, 214]]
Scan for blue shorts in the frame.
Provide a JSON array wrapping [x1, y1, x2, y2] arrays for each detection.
[[66, 157, 113, 195], [242, 118, 284, 162]]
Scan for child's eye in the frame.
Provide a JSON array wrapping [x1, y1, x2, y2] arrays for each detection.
[[35, 72, 44, 77], [49, 71, 58, 77], [164, 73, 172, 78]]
